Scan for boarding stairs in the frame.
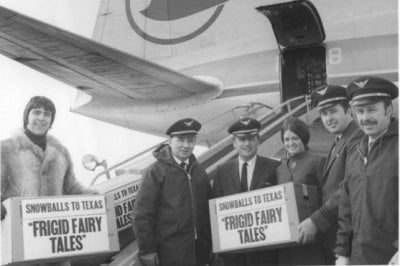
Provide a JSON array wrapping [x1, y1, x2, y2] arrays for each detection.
[[80, 95, 334, 266], [90, 95, 311, 186]]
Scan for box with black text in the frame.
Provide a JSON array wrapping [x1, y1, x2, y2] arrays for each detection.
[[92, 173, 143, 247], [1, 194, 119, 265], [209, 182, 321, 253]]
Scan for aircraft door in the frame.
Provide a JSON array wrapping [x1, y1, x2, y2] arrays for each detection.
[[281, 46, 326, 102], [257, 0, 327, 103]]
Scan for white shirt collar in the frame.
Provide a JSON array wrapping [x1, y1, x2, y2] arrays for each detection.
[[239, 155, 257, 168], [172, 154, 189, 166]]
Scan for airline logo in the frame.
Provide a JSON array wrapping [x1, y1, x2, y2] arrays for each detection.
[[353, 79, 369, 88], [125, 0, 227, 44], [316, 86, 328, 95], [184, 120, 194, 127], [240, 119, 251, 126]]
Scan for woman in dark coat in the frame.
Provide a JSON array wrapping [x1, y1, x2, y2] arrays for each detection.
[[275, 118, 328, 265]]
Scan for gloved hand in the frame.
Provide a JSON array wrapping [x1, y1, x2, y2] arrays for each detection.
[[297, 218, 318, 244], [140, 252, 159, 266], [388, 251, 398, 265], [335, 255, 350, 265], [1, 203, 6, 220]]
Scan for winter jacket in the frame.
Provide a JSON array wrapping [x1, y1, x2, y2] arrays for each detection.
[[133, 144, 212, 266], [335, 118, 398, 265], [1, 130, 91, 202], [309, 121, 363, 262]]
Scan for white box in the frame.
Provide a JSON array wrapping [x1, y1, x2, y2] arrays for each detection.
[[1, 194, 119, 265], [93, 173, 142, 232], [209, 182, 320, 253]]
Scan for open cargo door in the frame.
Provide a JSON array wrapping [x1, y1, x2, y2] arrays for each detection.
[[257, 0, 327, 102]]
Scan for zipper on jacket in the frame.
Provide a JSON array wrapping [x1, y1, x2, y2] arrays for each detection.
[[357, 146, 368, 166], [355, 145, 368, 234], [186, 172, 198, 240], [186, 168, 199, 265], [179, 164, 198, 241]]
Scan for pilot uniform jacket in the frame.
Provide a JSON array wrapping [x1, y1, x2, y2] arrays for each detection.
[[335, 118, 398, 265], [133, 143, 212, 266], [1, 130, 91, 202], [212, 155, 280, 266], [276, 150, 327, 265], [309, 120, 363, 261]]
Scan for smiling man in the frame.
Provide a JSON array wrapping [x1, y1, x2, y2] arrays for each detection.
[[133, 118, 212, 266], [293, 85, 363, 264], [334, 77, 398, 265], [212, 117, 280, 266], [1, 96, 93, 220]]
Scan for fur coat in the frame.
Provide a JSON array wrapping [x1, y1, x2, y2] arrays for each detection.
[[1, 130, 91, 202]]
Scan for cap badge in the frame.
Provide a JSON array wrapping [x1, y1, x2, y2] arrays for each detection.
[[240, 119, 251, 126], [184, 120, 193, 127], [354, 79, 369, 89], [316, 86, 328, 95]]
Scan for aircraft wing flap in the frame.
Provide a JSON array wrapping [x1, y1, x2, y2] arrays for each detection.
[[0, 5, 222, 103]]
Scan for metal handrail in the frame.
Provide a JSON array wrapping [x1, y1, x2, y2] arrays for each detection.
[[198, 102, 273, 145], [90, 101, 274, 185], [90, 95, 309, 185], [204, 96, 310, 174], [198, 95, 307, 164], [90, 140, 167, 185]]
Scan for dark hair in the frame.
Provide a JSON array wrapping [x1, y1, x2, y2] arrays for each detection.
[[338, 100, 350, 111], [280, 118, 310, 147], [23, 96, 56, 129]]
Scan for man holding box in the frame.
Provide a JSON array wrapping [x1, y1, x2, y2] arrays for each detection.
[[295, 85, 363, 263], [134, 118, 212, 266], [212, 117, 280, 266], [1, 96, 93, 220]]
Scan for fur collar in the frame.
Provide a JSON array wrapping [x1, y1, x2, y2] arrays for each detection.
[[10, 129, 66, 156]]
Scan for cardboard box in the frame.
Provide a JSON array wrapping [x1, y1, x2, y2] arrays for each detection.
[[209, 182, 321, 253], [1, 194, 119, 265], [92, 173, 142, 232], [92, 173, 142, 248]]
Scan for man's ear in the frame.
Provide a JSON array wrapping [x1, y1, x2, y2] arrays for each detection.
[[385, 104, 393, 118], [232, 136, 237, 149], [342, 103, 353, 116]]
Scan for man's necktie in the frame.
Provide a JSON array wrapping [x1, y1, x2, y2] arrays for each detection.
[[329, 136, 340, 159], [241, 162, 248, 192], [180, 162, 187, 172], [368, 141, 374, 155]]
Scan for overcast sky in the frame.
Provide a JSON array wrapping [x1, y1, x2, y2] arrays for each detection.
[[0, 0, 168, 186]]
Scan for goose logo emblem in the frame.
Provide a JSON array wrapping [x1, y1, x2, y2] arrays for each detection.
[[125, 0, 227, 44]]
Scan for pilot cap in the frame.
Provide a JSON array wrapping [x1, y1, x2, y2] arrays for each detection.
[[311, 85, 348, 110], [228, 117, 261, 137], [166, 118, 201, 136], [347, 76, 398, 106]]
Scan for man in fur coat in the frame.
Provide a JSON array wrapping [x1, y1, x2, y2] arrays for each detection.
[[1, 96, 93, 220]]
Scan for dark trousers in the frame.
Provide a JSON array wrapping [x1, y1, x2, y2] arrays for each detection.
[[222, 250, 278, 266]]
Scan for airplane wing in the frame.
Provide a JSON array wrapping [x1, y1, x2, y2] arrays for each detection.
[[0, 6, 230, 135]]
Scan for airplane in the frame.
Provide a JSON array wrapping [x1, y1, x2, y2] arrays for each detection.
[[0, 0, 397, 147], [0, 0, 397, 265]]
